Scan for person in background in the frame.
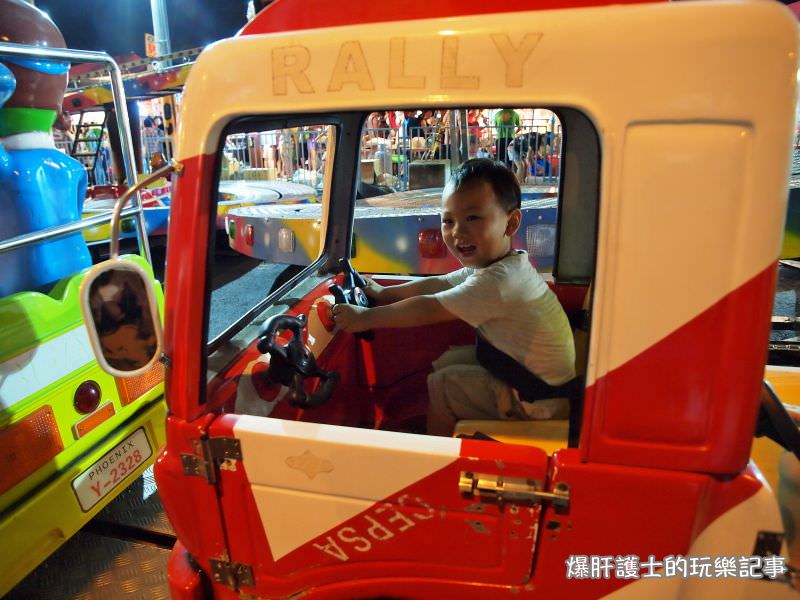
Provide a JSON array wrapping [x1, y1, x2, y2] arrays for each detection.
[[384, 110, 397, 134], [296, 127, 311, 170], [510, 132, 534, 184], [527, 137, 553, 178], [493, 107, 521, 166], [366, 111, 382, 137], [152, 114, 168, 157], [141, 116, 160, 169], [402, 110, 422, 142], [94, 130, 112, 185], [418, 110, 437, 157], [152, 115, 165, 134], [400, 110, 422, 171], [467, 109, 482, 157], [438, 109, 451, 160], [394, 110, 405, 131], [53, 110, 74, 143], [377, 111, 390, 134]]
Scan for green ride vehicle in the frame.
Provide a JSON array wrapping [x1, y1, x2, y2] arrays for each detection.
[[0, 2, 165, 593]]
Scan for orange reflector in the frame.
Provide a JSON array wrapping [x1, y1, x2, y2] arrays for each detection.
[[0, 406, 63, 495], [116, 361, 164, 406], [73, 402, 115, 439]]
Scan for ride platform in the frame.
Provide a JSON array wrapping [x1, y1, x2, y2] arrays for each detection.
[[7, 467, 173, 599]]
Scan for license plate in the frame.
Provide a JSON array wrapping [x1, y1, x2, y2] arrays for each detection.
[[72, 427, 153, 512]]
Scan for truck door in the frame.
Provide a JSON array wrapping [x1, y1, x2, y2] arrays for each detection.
[[185, 114, 557, 595], [205, 414, 551, 596]]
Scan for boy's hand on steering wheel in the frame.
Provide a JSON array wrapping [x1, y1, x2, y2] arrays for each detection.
[[332, 303, 370, 333]]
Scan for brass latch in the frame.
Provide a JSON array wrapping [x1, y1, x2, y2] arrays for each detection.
[[459, 471, 570, 508]]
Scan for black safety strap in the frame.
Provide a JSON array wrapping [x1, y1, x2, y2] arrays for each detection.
[[475, 334, 575, 403]]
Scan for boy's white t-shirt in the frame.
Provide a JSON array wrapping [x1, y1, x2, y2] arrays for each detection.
[[433, 250, 575, 386]]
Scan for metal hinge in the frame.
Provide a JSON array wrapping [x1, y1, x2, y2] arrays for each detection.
[[771, 316, 800, 331], [770, 341, 800, 352], [209, 557, 254, 590], [753, 530, 784, 557], [459, 471, 570, 508], [181, 437, 242, 484]]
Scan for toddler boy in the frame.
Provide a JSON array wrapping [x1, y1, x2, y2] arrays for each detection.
[[334, 159, 575, 436]]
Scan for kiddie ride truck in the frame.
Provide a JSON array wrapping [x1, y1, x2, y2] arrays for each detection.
[[80, 0, 800, 597], [0, 1, 164, 594]]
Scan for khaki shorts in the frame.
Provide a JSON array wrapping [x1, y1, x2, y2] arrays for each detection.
[[427, 346, 569, 435]]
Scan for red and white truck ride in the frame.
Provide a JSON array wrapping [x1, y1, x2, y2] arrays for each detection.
[[79, 0, 800, 597]]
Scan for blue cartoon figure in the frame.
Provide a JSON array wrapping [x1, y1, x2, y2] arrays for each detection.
[[0, 0, 91, 297]]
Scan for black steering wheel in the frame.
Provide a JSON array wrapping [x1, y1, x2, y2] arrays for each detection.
[[756, 381, 800, 460], [329, 259, 375, 341], [256, 313, 339, 408]]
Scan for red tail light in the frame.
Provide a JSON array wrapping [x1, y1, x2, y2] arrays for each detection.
[[74, 380, 101, 414], [418, 228, 447, 258]]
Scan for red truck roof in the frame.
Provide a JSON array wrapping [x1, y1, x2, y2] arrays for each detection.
[[241, 0, 661, 36]]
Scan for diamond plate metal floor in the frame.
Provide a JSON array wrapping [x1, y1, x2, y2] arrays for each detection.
[[93, 465, 174, 537], [8, 467, 175, 599]]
